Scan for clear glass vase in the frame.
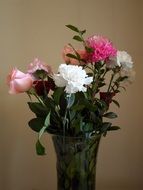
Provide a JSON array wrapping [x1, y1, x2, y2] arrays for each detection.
[[52, 134, 101, 190]]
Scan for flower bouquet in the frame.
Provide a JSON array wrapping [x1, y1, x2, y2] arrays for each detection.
[[7, 25, 135, 190]]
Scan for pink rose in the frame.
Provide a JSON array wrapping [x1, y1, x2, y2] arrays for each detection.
[[27, 58, 52, 75], [7, 68, 33, 94], [62, 45, 87, 65]]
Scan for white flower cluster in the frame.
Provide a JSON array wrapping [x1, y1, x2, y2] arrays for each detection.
[[107, 51, 133, 70], [54, 64, 93, 94], [117, 51, 133, 70], [107, 51, 135, 83]]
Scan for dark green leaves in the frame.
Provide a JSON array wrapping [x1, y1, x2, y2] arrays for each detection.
[[28, 117, 45, 132], [103, 112, 118, 119], [28, 102, 48, 117]]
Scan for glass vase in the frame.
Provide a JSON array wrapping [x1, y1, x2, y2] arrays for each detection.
[[52, 134, 101, 190]]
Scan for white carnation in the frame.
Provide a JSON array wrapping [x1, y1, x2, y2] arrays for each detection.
[[117, 51, 133, 70], [54, 64, 93, 93]]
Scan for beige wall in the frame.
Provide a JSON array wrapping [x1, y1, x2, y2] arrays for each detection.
[[0, 0, 143, 190]]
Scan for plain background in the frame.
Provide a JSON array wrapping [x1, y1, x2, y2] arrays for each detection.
[[0, 0, 143, 189]]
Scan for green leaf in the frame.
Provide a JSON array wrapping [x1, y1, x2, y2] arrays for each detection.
[[103, 112, 118, 119], [85, 46, 94, 53], [69, 111, 76, 121], [66, 53, 78, 59], [114, 90, 120, 93], [39, 126, 47, 139], [87, 72, 93, 77], [52, 87, 64, 105], [28, 102, 48, 117], [75, 51, 81, 60], [95, 61, 102, 69], [80, 58, 87, 63], [36, 112, 51, 155], [101, 122, 112, 132], [100, 69, 105, 74], [80, 29, 86, 35], [38, 112, 51, 139], [34, 70, 47, 79], [28, 117, 45, 132], [72, 104, 85, 111], [82, 123, 94, 132], [44, 112, 51, 127], [59, 94, 67, 116], [66, 24, 79, 32], [45, 97, 56, 110], [73, 35, 83, 42], [70, 115, 83, 133], [108, 126, 120, 131], [83, 100, 97, 112], [117, 76, 128, 82], [112, 99, 120, 108], [98, 82, 106, 87], [36, 140, 46, 155], [101, 122, 112, 136]]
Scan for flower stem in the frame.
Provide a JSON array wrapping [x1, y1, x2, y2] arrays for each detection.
[[107, 73, 114, 92], [34, 94, 45, 106], [102, 68, 108, 79]]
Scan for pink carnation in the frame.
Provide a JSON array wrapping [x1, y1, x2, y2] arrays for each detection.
[[27, 58, 52, 74], [86, 35, 117, 63]]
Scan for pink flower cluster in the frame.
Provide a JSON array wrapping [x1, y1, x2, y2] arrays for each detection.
[[27, 58, 52, 74], [86, 35, 117, 63], [7, 58, 52, 94]]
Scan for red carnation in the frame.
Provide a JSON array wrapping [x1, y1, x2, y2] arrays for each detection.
[[33, 78, 55, 96], [100, 92, 115, 106]]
